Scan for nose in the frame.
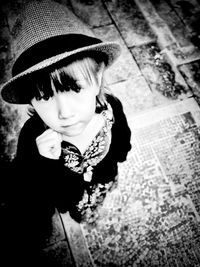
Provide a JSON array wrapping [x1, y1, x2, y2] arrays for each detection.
[[56, 93, 74, 120]]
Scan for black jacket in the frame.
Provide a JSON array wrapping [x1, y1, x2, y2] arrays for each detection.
[[1, 94, 131, 266], [14, 94, 131, 210]]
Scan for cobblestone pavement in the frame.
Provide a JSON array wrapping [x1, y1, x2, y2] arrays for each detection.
[[1, 0, 200, 266]]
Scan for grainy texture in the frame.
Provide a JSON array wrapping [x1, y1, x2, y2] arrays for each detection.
[[1, 0, 200, 265]]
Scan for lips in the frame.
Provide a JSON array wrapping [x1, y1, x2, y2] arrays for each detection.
[[61, 122, 82, 132], [60, 122, 84, 137], [61, 121, 79, 128]]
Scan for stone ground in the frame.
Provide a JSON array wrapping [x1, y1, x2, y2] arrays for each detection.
[[1, 0, 200, 266]]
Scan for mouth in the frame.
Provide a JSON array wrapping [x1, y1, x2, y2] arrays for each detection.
[[61, 122, 78, 128], [61, 121, 83, 132], [60, 122, 83, 137]]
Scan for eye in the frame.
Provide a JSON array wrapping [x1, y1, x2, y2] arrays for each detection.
[[35, 95, 52, 102], [75, 80, 87, 91], [74, 84, 82, 93], [68, 81, 82, 93]]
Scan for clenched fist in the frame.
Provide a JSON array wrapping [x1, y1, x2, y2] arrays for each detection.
[[36, 129, 62, 159]]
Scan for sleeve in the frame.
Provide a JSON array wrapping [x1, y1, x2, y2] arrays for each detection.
[[1, 116, 89, 265], [13, 117, 65, 203], [0, 160, 56, 265], [108, 94, 132, 162], [0, 118, 63, 266]]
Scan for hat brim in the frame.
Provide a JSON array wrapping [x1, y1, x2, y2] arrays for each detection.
[[1, 42, 121, 104]]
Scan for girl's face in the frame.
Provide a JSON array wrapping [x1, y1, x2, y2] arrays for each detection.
[[31, 59, 102, 137]]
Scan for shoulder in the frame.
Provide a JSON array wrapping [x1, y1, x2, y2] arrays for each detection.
[[105, 93, 132, 160], [19, 114, 45, 138], [106, 93, 123, 107], [22, 114, 42, 129], [105, 93, 124, 115], [105, 93, 126, 120], [16, 114, 45, 155]]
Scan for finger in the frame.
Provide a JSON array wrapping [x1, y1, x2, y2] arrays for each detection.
[[37, 128, 55, 138], [35, 129, 62, 159], [36, 130, 61, 145], [37, 139, 61, 159], [50, 143, 62, 159]]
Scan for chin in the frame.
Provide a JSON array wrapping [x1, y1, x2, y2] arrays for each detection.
[[62, 126, 84, 137]]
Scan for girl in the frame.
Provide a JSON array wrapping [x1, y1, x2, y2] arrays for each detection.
[[14, 52, 131, 223], [0, 0, 131, 265]]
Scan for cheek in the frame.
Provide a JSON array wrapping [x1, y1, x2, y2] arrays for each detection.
[[81, 89, 97, 106], [32, 102, 57, 123], [79, 94, 96, 116]]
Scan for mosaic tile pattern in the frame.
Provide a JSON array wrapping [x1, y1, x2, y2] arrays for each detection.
[[62, 98, 200, 267]]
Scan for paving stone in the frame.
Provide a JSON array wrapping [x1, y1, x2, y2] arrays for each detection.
[[105, 0, 138, 19], [70, 0, 112, 27], [0, 51, 11, 83], [179, 60, 200, 100], [1, 0, 24, 34], [42, 209, 66, 248], [134, 0, 200, 65], [0, 25, 12, 84], [93, 25, 141, 84], [113, 15, 155, 47], [0, 5, 8, 28], [131, 42, 192, 100], [43, 240, 74, 267], [104, 0, 155, 47], [0, 23, 22, 161], [0, 99, 22, 161], [163, 43, 200, 66], [110, 76, 152, 117], [169, 0, 200, 33], [151, 0, 192, 47], [61, 212, 94, 267], [171, 0, 200, 52], [109, 76, 176, 118], [0, 26, 10, 52], [134, 0, 177, 48]]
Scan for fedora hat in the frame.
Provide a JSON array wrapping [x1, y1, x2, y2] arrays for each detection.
[[1, 0, 121, 104]]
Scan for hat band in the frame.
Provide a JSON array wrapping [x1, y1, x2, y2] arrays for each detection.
[[12, 34, 102, 76]]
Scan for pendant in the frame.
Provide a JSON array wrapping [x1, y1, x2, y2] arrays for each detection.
[[83, 166, 93, 182]]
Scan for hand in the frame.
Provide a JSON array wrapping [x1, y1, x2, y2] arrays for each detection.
[[36, 129, 62, 159]]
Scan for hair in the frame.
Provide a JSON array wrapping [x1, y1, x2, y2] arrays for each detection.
[[28, 54, 111, 116]]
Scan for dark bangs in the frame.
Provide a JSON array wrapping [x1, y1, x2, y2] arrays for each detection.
[[28, 57, 101, 101], [27, 69, 82, 101]]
